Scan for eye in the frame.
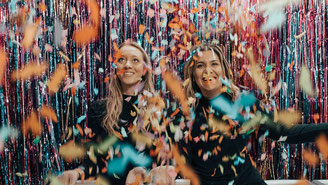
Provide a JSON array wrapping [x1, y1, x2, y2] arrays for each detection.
[[211, 62, 219, 66], [196, 63, 204, 68], [133, 58, 139, 63], [118, 58, 125, 63]]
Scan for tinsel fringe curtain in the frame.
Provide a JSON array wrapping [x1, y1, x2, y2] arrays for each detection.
[[0, 0, 326, 184]]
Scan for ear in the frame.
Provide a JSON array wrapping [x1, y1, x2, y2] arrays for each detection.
[[143, 68, 147, 75]]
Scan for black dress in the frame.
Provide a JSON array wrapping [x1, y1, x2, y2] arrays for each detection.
[[180, 93, 328, 185], [79, 95, 153, 185]]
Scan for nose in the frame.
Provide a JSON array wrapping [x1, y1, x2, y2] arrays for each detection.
[[124, 59, 133, 69], [204, 66, 213, 75]]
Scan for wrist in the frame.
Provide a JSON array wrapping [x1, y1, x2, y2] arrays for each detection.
[[75, 168, 85, 182]]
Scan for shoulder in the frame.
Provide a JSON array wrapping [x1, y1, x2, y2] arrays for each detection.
[[88, 99, 107, 115], [87, 99, 108, 136]]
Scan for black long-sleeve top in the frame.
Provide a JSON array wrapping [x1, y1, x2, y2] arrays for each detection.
[[181, 93, 328, 185], [80, 95, 153, 184]]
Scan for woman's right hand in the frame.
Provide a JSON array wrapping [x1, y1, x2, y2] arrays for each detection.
[[52, 170, 80, 185]]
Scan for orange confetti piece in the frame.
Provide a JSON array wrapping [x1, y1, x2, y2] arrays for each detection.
[[104, 76, 110, 83], [47, 64, 67, 95], [145, 32, 154, 45], [191, 8, 200, 13], [290, 60, 295, 72], [295, 178, 309, 185], [313, 113, 320, 124], [225, 9, 229, 22], [316, 134, 328, 160], [139, 24, 145, 35], [86, 0, 100, 27], [303, 149, 319, 167], [71, 86, 76, 96], [40, 105, 58, 123], [38, 3, 47, 12], [170, 108, 180, 118], [72, 61, 80, 69], [22, 23, 39, 49], [59, 140, 86, 162], [246, 48, 268, 95], [189, 23, 198, 33], [0, 50, 8, 86], [239, 69, 245, 78], [22, 111, 42, 136], [275, 110, 301, 127], [211, 168, 216, 176], [172, 145, 200, 185], [11, 62, 48, 81], [116, 69, 125, 76], [163, 71, 189, 117], [73, 25, 98, 46], [168, 22, 180, 29], [76, 124, 84, 136]]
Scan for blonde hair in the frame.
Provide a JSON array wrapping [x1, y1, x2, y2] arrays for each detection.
[[183, 43, 239, 103], [103, 41, 154, 133]]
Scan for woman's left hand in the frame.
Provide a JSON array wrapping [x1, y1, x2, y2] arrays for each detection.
[[126, 167, 147, 185]]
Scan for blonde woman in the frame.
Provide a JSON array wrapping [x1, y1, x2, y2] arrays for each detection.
[[57, 41, 156, 185]]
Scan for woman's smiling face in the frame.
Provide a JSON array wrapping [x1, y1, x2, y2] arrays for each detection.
[[116, 45, 146, 89], [193, 49, 225, 99]]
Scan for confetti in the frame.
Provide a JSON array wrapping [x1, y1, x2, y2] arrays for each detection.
[[208, 115, 230, 134], [16, 171, 28, 177], [172, 145, 200, 185], [73, 25, 98, 46], [295, 178, 309, 185], [274, 109, 301, 127], [163, 71, 190, 117], [131, 132, 153, 148], [40, 104, 58, 123], [294, 31, 306, 39], [299, 66, 315, 97], [145, 32, 154, 45], [315, 134, 328, 160], [22, 111, 42, 136], [59, 140, 86, 161], [303, 149, 319, 167], [139, 24, 145, 35], [260, 11, 286, 33], [47, 64, 67, 95], [11, 62, 48, 81], [86, 0, 100, 27], [246, 48, 267, 95], [0, 50, 8, 86], [22, 19, 40, 49]]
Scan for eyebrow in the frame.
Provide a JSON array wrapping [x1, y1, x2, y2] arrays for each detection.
[[196, 60, 220, 63]]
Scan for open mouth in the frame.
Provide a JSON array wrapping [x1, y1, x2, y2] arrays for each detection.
[[202, 76, 217, 83]]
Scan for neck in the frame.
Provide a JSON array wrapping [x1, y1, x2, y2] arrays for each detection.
[[201, 89, 221, 100], [121, 82, 142, 96]]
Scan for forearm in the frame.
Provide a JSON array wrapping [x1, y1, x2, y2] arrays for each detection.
[[283, 123, 328, 144], [262, 122, 328, 144]]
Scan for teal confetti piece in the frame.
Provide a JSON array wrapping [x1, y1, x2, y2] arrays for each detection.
[[33, 137, 41, 145], [121, 127, 127, 138], [73, 126, 79, 136], [74, 96, 79, 106], [265, 65, 273, 72], [94, 88, 99, 95], [78, 81, 86, 89], [77, 115, 86, 124]]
